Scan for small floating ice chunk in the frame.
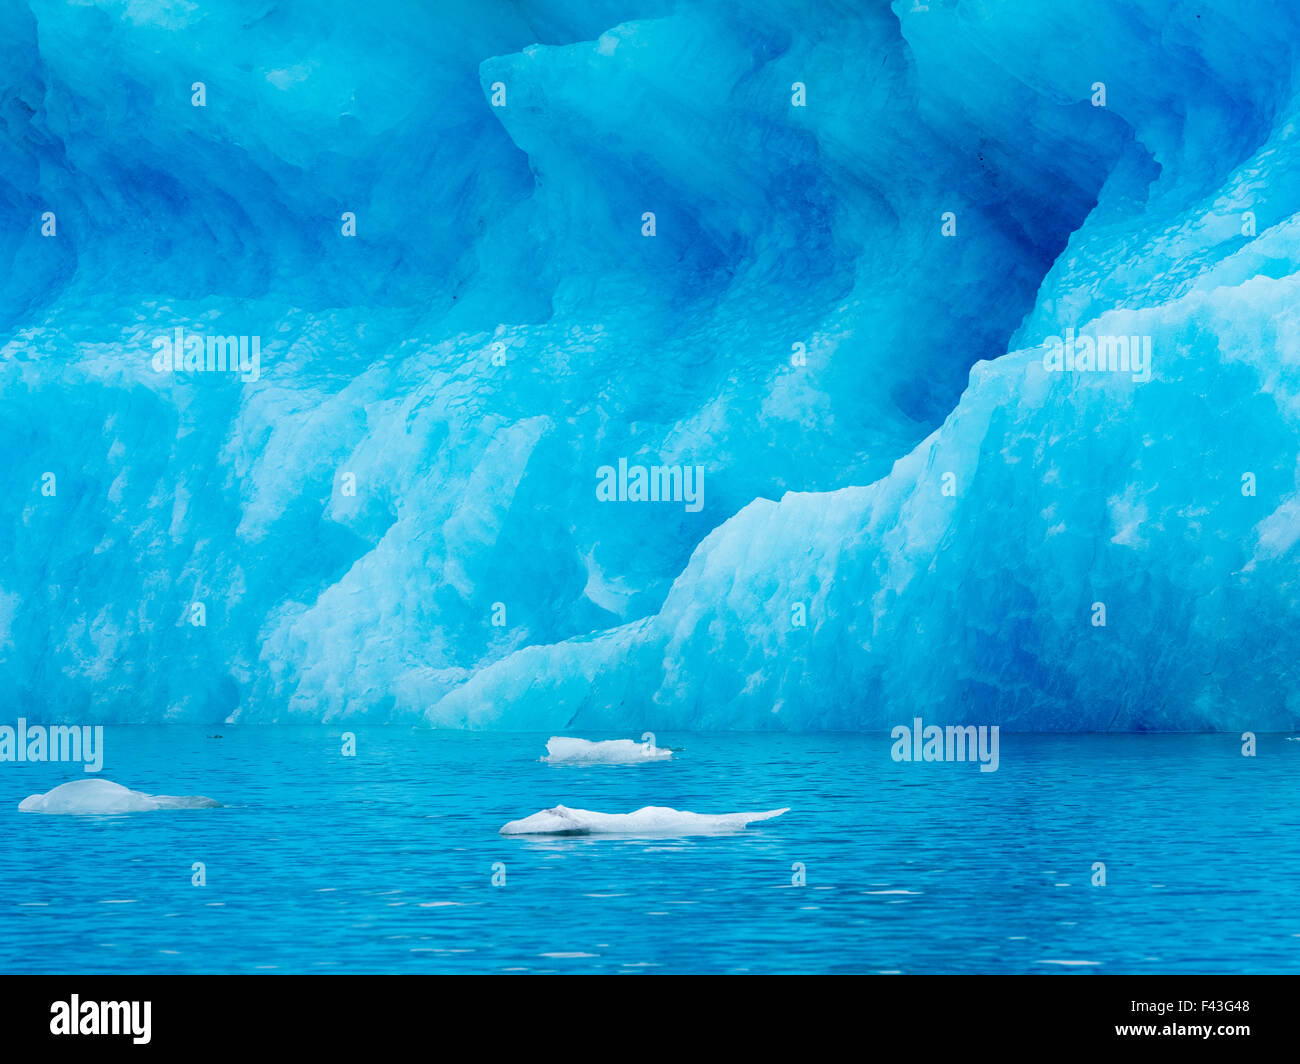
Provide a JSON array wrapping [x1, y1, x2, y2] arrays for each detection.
[[541, 736, 673, 764], [18, 779, 220, 814], [500, 804, 789, 836]]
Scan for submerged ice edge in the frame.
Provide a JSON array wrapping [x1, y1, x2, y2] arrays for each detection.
[[18, 779, 221, 814], [499, 804, 791, 836]]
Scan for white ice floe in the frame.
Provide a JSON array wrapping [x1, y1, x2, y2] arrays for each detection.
[[18, 779, 221, 814], [500, 804, 789, 836], [540, 735, 673, 764]]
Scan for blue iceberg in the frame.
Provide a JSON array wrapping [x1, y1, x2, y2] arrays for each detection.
[[0, 1, 1297, 730]]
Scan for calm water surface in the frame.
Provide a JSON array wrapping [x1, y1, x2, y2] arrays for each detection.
[[2, 728, 1297, 974]]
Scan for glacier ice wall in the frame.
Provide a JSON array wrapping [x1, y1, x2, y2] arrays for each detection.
[[1, 0, 1298, 728]]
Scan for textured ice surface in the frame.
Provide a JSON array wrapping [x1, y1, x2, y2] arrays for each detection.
[[499, 804, 788, 835], [2, 2, 1299, 729], [18, 779, 221, 814], [541, 736, 672, 763]]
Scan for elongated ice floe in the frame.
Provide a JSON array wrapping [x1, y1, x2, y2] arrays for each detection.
[[499, 804, 789, 836], [541, 736, 673, 764], [18, 779, 221, 814]]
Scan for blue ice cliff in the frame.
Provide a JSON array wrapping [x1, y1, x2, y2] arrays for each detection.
[[1, 1, 1298, 729]]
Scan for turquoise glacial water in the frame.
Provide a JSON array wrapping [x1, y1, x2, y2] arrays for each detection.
[[1, 728, 1297, 974]]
